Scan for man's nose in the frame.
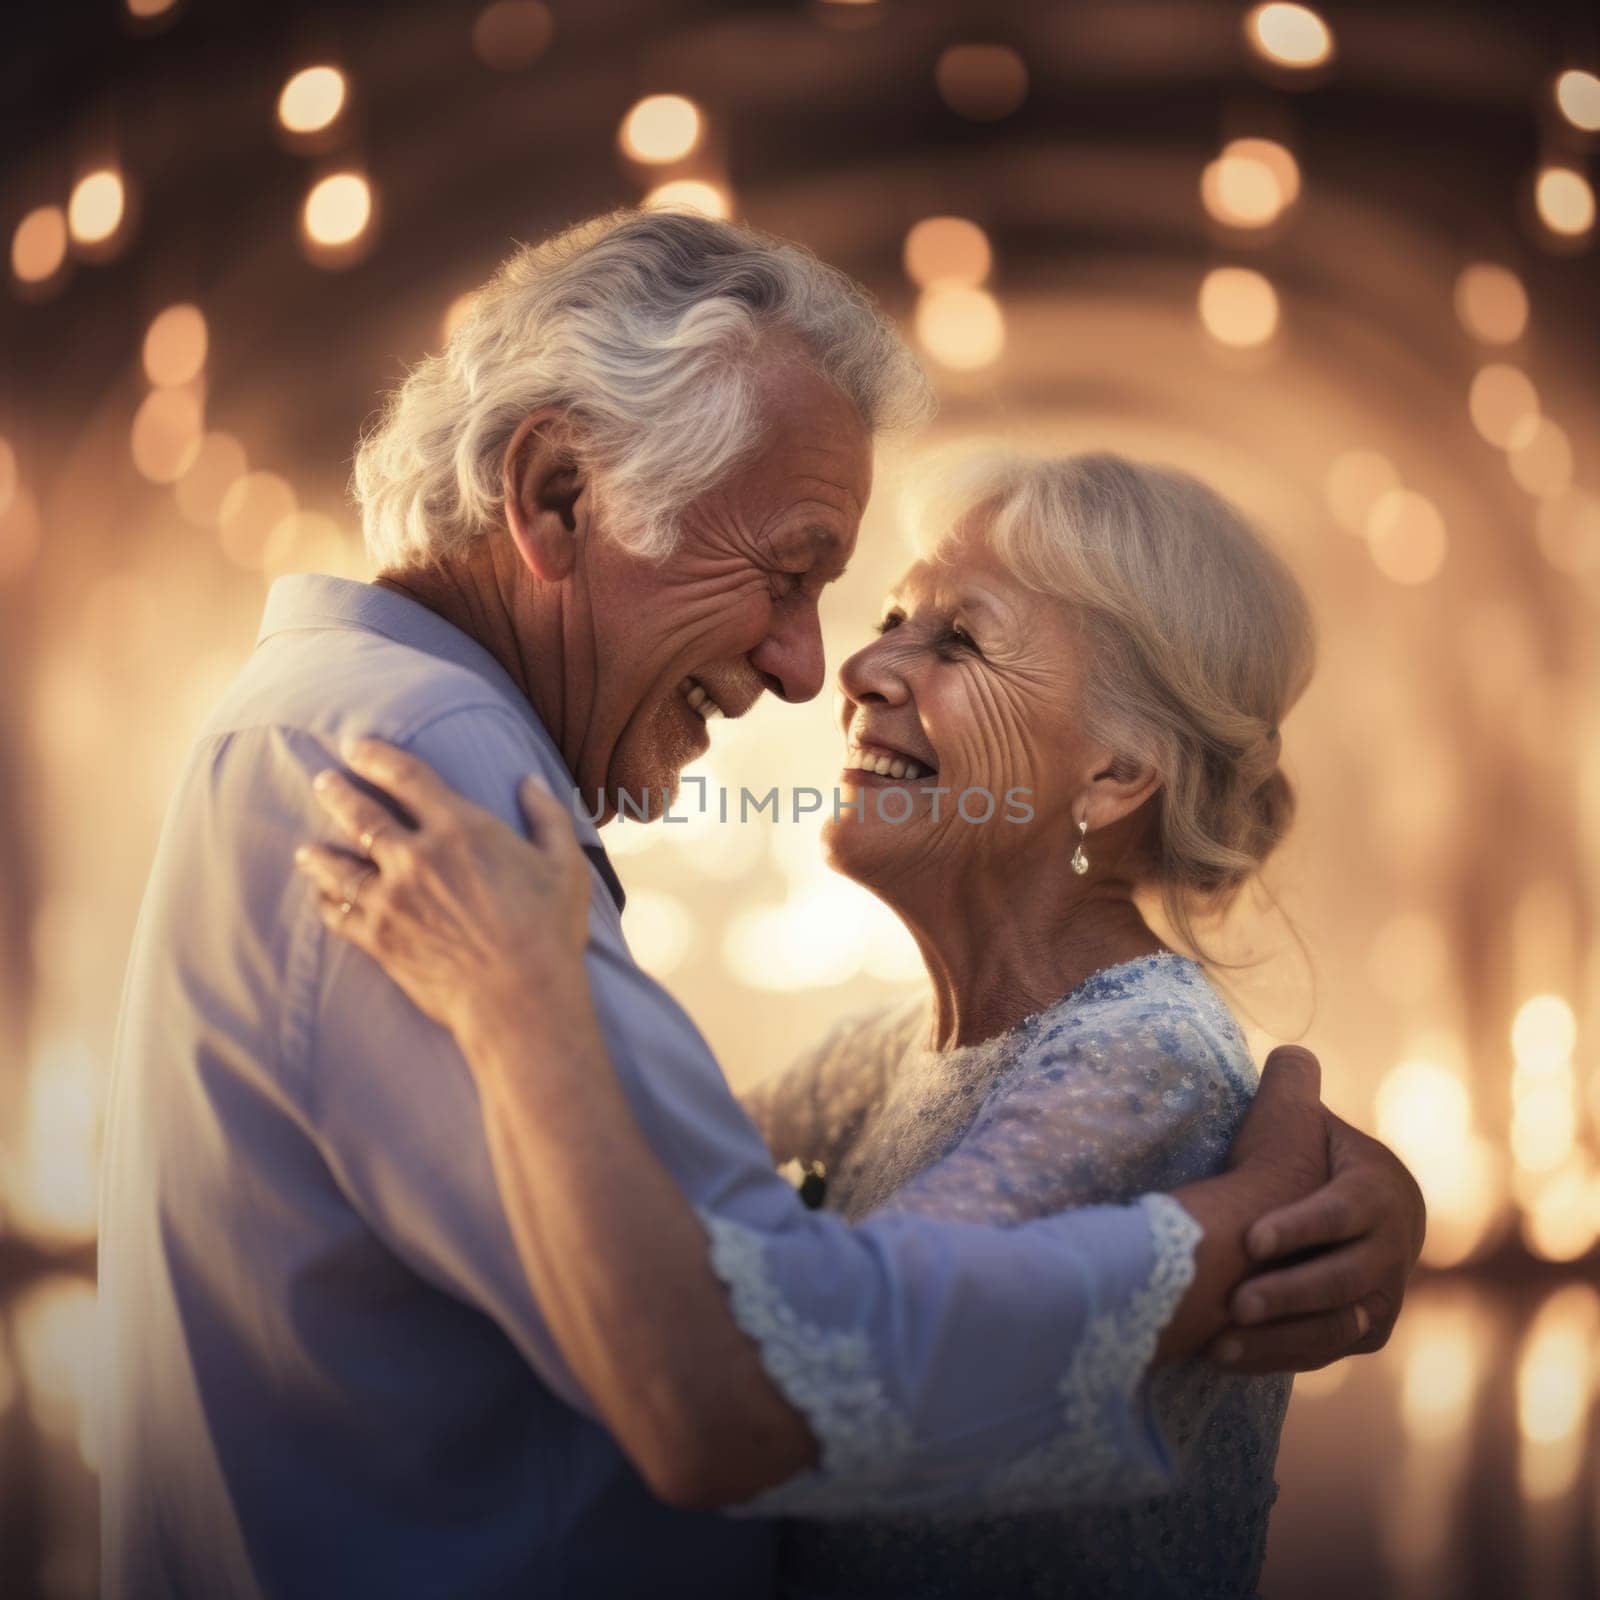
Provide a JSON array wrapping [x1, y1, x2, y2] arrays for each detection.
[[750, 600, 827, 704]]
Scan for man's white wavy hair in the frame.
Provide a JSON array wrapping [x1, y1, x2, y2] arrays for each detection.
[[352, 209, 935, 569]]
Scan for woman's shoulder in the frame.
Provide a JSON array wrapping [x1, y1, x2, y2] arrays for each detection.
[[1025, 953, 1257, 1100]]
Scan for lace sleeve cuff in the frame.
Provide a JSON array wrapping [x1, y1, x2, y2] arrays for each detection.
[[694, 1191, 1201, 1518]]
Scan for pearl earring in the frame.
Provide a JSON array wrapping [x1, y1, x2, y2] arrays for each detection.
[[1071, 818, 1090, 876]]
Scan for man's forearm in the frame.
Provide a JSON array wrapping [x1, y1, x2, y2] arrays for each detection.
[[462, 983, 818, 1506]]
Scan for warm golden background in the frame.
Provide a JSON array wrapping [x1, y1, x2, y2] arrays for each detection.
[[2, 1, 1598, 1595]]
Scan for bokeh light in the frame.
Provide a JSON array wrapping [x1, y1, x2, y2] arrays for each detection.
[[1198, 266, 1279, 347], [1468, 363, 1539, 447], [1366, 488, 1448, 585], [125, 0, 179, 15], [218, 470, 298, 569], [1200, 139, 1300, 228], [11, 204, 68, 284], [619, 95, 703, 164], [1325, 449, 1400, 535], [440, 291, 478, 345], [642, 179, 729, 219], [934, 44, 1029, 122], [174, 432, 249, 529], [902, 216, 992, 288], [129, 388, 204, 483], [142, 303, 208, 388], [1534, 167, 1596, 238], [914, 284, 1005, 370], [67, 168, 125, 245], [471, 1, 554, 71], [277, 65, 348, 134], [302, 172, 375, 257], [0, 484, 42, 584], [1453, 263, 1529, 344], [1244, 3, 1334, 70], [1505, 416, 1573, 497], [1553, 69, 1600, 133], [1535, 490, 1600, 575]]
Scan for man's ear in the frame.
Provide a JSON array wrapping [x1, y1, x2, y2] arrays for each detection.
[[502, 409, 591, 582]]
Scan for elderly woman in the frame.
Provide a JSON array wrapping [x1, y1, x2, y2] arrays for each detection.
[[302, 444, 1330, 1597]]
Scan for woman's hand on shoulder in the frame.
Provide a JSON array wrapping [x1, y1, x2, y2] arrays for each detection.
[[293, 738, 591, 1040]]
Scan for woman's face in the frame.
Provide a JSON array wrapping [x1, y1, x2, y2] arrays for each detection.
[[823, 522, 1104, 890]]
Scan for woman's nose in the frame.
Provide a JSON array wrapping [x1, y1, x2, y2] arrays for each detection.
[[837, 634, 909, 707]]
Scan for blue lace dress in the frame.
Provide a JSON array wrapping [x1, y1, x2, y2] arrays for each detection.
[[740, 953, 1293, 1600]]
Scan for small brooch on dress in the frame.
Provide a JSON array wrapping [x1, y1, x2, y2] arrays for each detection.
[[777, 1157, 829, 1209]]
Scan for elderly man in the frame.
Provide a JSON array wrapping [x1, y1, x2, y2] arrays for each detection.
[[99, 210, 1423, 1599]]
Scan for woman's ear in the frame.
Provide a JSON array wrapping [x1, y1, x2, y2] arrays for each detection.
[[1084, 750, 1162, 830], [502, 409, 591, 581]]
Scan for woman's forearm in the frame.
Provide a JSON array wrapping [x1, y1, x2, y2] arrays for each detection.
[[458, 978, 819, 1507]]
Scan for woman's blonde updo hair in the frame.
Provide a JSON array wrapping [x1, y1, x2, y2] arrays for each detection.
[[907, 449, 1315, 955]]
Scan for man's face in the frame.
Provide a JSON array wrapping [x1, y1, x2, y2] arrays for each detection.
[[575, 360, 873, 816]]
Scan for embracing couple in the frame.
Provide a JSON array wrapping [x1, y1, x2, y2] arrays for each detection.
[[98, 210, 1425, 1600]]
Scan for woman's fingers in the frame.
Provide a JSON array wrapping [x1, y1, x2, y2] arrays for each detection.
[[309, 768, 412, 862], [297, 844, 377, 908], [341, 738, 460, 830], [518, 773, 582, 859]]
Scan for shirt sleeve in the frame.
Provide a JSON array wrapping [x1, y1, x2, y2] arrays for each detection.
[[301, 705, 1205, 1515]]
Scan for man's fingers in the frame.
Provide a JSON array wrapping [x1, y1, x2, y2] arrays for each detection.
[[1209, 1301, 1373, 1375], [1231, 1239, 1385, 1324], [1247, 1171, 1382, 1262], [341, 738, 458, 828], [1255, 1045, 1322, 1110]]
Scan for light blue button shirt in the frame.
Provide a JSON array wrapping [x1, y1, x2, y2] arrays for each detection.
[[99, 575, 1199, 1600]]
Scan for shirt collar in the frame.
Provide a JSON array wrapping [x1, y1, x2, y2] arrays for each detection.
[[257, 574, 626, 914]]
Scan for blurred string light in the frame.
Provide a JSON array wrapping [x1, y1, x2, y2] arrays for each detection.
[[1468, 363, 1539, 447], [915, 285, 1005, 370], [1534, 166, 1596, 239], [68, 169, 125, 246], [1506, 416, 1573, 498], [1553, 69, 1600, 133], [1375, 1056, 1503, 1266], [277, 66, 348, 135], [125, 0, 179, 15], [643, 179, 729, 219], [1199, 138, 1300, 229], [11, 204, 68, 285], [301, 171, 375, 264], [12, 1274, 100, 1469], [0, 437, 15, 517], [1452, 262, 1529, 344], [1516, 1286, 1600, 1500], [1536, 490, 1600, 576], [142, 303, 207, 388], [621, 888, 695, 977], [218, 470, 297, 569], [1366, 488, 1448, 585], [619, 95, 702, 164], [902, 216, 991, 288], [1399, 1301, 1483, 1443], [1197, 266, 1278, 347], [130, 388, 204, 484], [1243, 3, 1334, 70], [7, 1042, 101, 1245], [174, 432, 248, 529], [262, 510, 365, 582], [471, 0, 554, 71], [934, 44, 1029, 122], [1324, 449, 1399, 536]]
